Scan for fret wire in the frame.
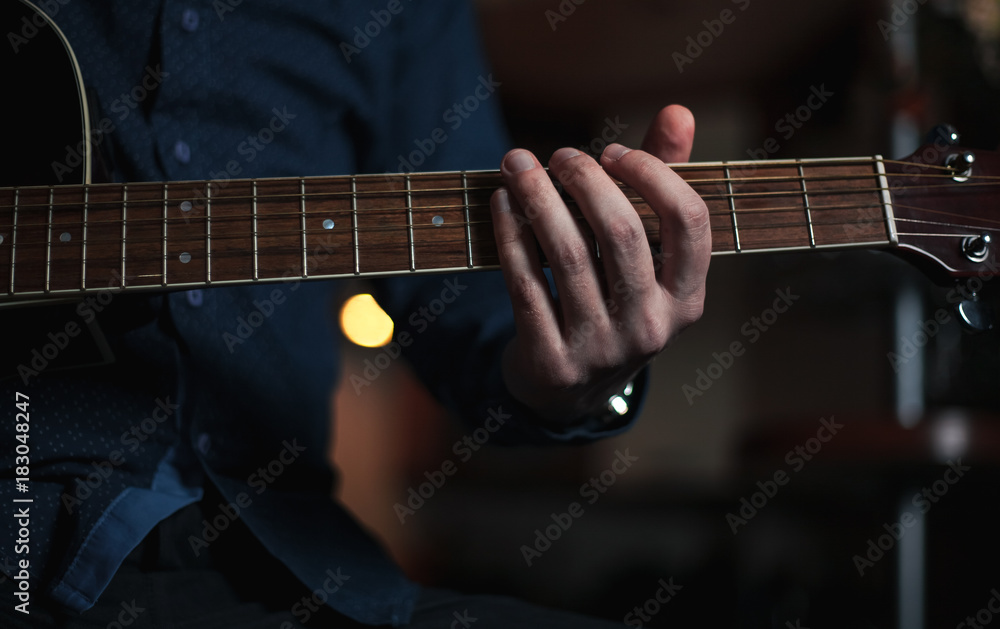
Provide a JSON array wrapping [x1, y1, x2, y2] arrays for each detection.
[[82, 186, 89, 289], [798, 162, 816, 247], [45, 187, 54, 292], [300, 178, 309, 278], [162, 184, 168, 286], [405, 175, 415, 272], [121, 184, 128, 288], [724, 165, 740, 252], [9, 188, 18, 294], [351, 176, 360, 275], [252, 179, 259, 281], [462, 171, 473, 268], [206, 181, 213, 283]]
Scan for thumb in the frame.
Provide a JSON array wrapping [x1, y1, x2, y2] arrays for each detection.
[[641, 104, 696, 163]]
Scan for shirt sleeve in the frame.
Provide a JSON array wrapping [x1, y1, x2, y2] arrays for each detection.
[[368, 0, 641, 445]]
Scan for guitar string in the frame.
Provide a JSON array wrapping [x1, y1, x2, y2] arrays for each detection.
[[5, 190, 1000, 249], [2, 196, 997, 252], [4, 173, 1000, 235], [1, 173, 997, 250], [8, 226, 896, 269], [3, 223, 985, 290], [2, 165, 999, 212], [5, 211, 992, 251], [0, 153, 994, 201]]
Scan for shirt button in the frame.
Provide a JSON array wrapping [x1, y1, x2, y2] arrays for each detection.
[[197, 433, 211, 455], [181, 8, 200, 32], [186, 289, 203, 307], [174, 140, 191, 164]]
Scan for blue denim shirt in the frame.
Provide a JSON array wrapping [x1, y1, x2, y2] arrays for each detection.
[[0, 1, 636, 625]]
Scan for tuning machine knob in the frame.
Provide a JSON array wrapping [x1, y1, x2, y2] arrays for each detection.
[[946, 151, 975, 182], [962, 232, 992, 263], [926, 123, 960, 146], [957, 291, 994, 333]]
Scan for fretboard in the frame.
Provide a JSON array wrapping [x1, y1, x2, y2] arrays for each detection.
[[0, 156, 894, 302]]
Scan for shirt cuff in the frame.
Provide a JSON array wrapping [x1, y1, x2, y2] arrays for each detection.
[[474, 364, 649, 446]]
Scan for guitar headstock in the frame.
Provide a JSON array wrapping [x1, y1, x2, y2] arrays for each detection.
[[885, 139, 1000, 280]]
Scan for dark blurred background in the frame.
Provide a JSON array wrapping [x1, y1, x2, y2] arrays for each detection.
[[332, 1, 1000, 628]]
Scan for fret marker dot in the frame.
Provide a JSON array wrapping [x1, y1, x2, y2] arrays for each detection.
[[180, 201, 193, 212], [0, 235, 4, 245], [179, 252, 192, 264], [432, 215, 444, 226], [60, 232, 71, 242], [323, 219, 335, 230]]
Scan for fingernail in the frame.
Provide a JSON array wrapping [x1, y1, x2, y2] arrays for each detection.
[[503, 149, 536, 174], [494, 187, 511, 213], [549, 147, 582, 167], [603, 143, 631, 162]]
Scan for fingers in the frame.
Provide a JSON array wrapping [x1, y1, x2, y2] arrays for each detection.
[[544, 147, 659, 312], [641, 104, 696, 163], [600, 144, 711, 321], [496, 148, 608, 331], [489, 185, 559, 350]]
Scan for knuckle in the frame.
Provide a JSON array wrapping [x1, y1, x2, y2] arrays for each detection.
[[546, 361, 584, 390], [624, 151, 663, 183], [604, 219, 646, 253], [506, 272, 542, 309], [672, 290, 707, 330], [514, 176, 556, 215], [632, 305, 671, 357], [551, 241, 593, 276], [676, 197, 711, 234], [556, 155, 601, 189]]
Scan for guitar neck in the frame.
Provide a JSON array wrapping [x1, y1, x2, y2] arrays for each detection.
[[0, 156, 894, 302]]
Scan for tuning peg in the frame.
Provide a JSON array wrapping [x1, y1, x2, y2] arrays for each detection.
[[957, 292, 994, 333], [926, 124, 960, 146]]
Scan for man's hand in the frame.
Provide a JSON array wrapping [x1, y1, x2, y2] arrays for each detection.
[[489, 105, 711, 423]]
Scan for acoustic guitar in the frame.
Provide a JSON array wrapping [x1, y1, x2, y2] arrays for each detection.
[[2, 0, 998, 311]]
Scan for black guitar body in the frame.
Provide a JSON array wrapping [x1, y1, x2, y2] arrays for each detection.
[[2, 0, 89, 187]]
